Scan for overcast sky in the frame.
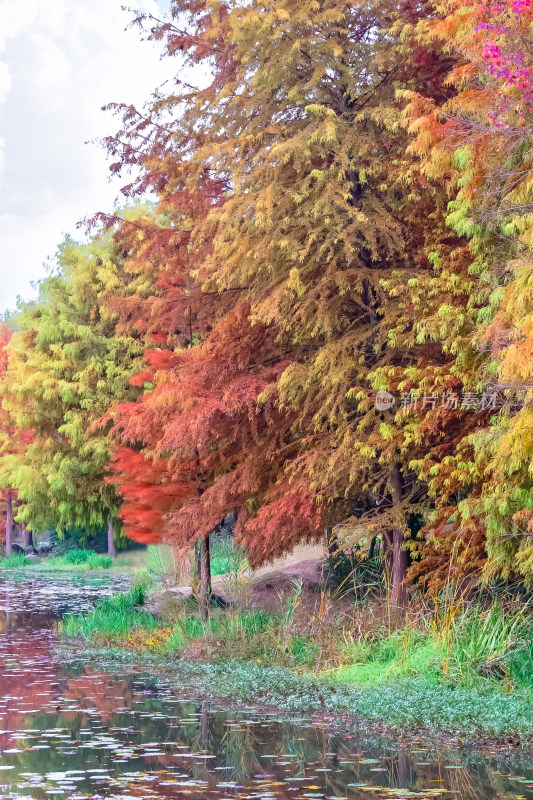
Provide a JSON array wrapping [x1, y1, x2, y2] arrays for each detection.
[[0, 0, 174, 313]]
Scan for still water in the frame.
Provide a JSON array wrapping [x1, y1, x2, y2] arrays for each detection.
[[0, 574, 531, 800]]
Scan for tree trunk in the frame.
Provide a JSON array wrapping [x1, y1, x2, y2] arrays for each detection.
[[325, 526, 338, 558], [384, 530, 393, 580], [107, 518, 116, 558], [391, 527, 408, 609], [195, 541, 202, 586], [198, 534, 211, 621], [5, 494, 12, 557], [390, 464, 408, 610], [22, 525, 34, 551]]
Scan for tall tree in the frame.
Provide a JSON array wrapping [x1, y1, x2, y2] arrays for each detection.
[[0, 325, 33, 556], [0, 324, 14, 556], [105, 214, 306, 613], [402, 0, 533, 586], [1, 222, 149, 549], [100, 0, 479, 605]]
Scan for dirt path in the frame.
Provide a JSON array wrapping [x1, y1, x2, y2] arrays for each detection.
[[243, 543, 324, 585], [171, 543, 325, 606]]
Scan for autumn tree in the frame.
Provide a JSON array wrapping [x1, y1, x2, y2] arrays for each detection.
[[0, 219, 152, 552], [0, 324, 35, 556], [0, 324, 15, 556], [398, 0, 533, 586], [99, 0, 487, 608], [103, 202, 309, 617]]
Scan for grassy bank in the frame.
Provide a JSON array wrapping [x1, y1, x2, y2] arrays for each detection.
[[1, 549, 113, 571], [0, 539, 246, 576], [57, 577, 533, 741]]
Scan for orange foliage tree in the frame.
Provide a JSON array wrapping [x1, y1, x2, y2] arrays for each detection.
[[0, 325, 33, 555], [398, 0, 533, 586], [98, 0, 484, 610]]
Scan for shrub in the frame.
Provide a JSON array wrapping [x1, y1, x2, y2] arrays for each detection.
[[59, 584, 159, 640], [369, 637, 399, 665], [185, 616, 206, 638], [86, 552, 113, 569], [322, 546, 384, 600], [210, 535, 249, 576], [508, 630, 533, 688], [445, 602, 533, 685], [233, 609, 273, 637], [46, 549, 113, 570], [338, 638, 372, 666], [130, 576, 151, 606], [63, 549, 91, 565], [219, 609, 274, 640], [290, 636, 320, 666]]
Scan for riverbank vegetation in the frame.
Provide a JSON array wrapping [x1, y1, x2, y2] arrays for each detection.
[[57, 574, 533, 739], [1, 0, 533, 737], [60, 581, 533, 692]]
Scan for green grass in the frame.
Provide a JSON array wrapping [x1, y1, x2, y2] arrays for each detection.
[[58, 583, 533, 692], [59, 585, 279, 656], [58, 580, 156, 639], [509, 628, 533, 686], [209, 536, 249, 577], [331, 602, 533, 691], [45, 552, 113, 570], [333, 635, 442, 686], [444, 601, 532, 686], [146, 544, 175, 575], [52, 549, 113, 569], [1, 548, 113, 571], [1, 553, 34, 569], [334, 637, 441, 686]]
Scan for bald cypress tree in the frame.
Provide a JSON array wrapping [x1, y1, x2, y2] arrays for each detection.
[[103, 0, 476, 605], [0, 223, 149, 546]]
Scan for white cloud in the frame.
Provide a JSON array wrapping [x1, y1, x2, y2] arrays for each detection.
[[0, 0, 178, 311], [0, 61, 12, 106]]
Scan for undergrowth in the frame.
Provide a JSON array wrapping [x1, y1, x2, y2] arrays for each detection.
[[57, 643, 533, 741], [49, 549, 113, 570], [209, 535, 249, 577], [52, 545, 533, 740], [145, 537, 248, 583]]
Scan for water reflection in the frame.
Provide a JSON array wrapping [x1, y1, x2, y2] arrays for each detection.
[[0, 575, 530, 799]]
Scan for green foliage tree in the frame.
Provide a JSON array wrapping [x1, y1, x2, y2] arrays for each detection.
[[0, 225, 148, 550]]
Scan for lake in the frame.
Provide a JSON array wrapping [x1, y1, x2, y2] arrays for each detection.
[[0, 574, 531, 799]]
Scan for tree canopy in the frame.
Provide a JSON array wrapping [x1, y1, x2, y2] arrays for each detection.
[[1, 0, 533, 601]]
